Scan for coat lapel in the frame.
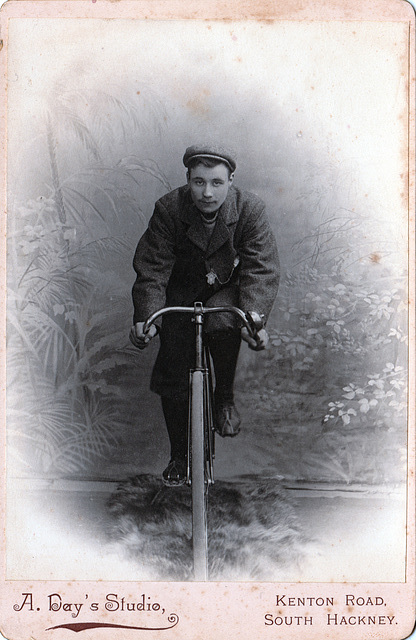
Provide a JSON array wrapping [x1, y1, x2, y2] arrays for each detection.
[[179, 191, 207, 252], [179, 187, 239, 257], [206, 189, 239, 257]]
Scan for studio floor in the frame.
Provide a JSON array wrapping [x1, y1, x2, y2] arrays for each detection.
[[6, 474, 407, 583]]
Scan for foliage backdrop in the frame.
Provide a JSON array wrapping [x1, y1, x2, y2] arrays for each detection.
[[6, 19, 409, 484]]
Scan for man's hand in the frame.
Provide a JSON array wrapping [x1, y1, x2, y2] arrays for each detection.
[[241, 327, 269, 351], [129, 322, 158, 350]]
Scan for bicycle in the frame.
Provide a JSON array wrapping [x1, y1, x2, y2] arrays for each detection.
[[143, 302, 264, 581]]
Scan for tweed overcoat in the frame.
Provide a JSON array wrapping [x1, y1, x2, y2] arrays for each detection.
[[132, 184, 280, 397]]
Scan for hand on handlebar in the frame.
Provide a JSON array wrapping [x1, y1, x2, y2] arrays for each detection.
[[129, 322, 158, 350], [241, 327, 269, 351]]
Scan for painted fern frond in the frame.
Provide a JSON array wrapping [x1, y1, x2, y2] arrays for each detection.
[[46, 113, 67, 224]]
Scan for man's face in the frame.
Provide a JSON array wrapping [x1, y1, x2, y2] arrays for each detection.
[[187, 162, 233, 216]]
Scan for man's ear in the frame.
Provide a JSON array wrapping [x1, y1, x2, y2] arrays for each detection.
[[186, 170, 190, 184], [229, 172, 235, 184]]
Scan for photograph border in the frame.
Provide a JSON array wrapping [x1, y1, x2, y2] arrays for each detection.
[[0, 1, 415, 638]]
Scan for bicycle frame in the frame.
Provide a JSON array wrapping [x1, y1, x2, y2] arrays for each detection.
[[143, 302, 262, 580]]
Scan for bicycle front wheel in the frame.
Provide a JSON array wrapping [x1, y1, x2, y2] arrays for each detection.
[[190, 369, 208, 581]]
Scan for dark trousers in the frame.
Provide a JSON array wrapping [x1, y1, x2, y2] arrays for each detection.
[[153, 285, 242, 461], [161, 330, 241, 461], [150, 284, 241, 398]]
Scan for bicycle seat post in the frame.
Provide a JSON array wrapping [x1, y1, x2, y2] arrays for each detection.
[[193, 302, 204, 371]]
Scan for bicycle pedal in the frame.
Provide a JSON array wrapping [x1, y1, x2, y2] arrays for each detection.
[[162, 476, 187, 488]]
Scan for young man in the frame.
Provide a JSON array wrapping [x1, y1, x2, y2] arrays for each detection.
[[130, 144, 279, 485]]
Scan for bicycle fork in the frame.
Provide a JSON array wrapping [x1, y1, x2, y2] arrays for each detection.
[[142, 302, 261, 581]]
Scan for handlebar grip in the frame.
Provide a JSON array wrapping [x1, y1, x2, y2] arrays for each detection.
[[246, 311, 264, 336], [142, 319, 152, 334]]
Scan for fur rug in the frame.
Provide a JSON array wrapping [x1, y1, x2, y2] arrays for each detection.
[[107, 474, 309, 581]]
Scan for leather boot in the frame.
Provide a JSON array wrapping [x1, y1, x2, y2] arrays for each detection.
[[161, 396, 188, 485], [206, 331, 242, 437]]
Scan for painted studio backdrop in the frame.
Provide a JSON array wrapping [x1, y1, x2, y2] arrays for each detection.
[[6, 19, 409, 581]]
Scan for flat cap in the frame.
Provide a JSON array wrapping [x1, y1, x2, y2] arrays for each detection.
[[183, 144, 237, 172]]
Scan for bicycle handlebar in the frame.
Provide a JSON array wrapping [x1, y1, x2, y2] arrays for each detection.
[[143, 304, 264, 338]]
